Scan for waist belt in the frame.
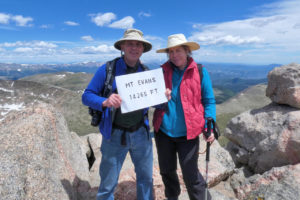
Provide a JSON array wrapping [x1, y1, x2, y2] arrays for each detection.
[[113, 120, 144, 133], [113, 120, 145, 146]]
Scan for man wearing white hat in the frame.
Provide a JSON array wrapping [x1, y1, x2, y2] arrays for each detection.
[[153, 33, 216, 200], [82, 29, 153, 200]]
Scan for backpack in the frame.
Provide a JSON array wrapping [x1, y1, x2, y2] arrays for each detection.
[[89, 57, 148, 126]]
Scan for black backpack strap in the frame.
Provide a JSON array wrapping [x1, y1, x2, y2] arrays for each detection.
[[140, 63, 149, 71], [102, 58, 148, 97], [197, 64, 203, 82], [102, 57, 120, 97], [88, 57, 120, 127]]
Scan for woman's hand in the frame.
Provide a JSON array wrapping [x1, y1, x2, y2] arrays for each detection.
[[165, 88, 172, 101], [102, 93, 122, 108], [203, 132, 215, 143]]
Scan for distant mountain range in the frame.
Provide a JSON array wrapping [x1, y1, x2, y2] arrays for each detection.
[[0, 61, 281, 80], [0, 62, 104, 80], [0, 61, 281, 104]]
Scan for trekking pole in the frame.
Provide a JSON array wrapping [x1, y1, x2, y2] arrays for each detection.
[[204, 117, 220, 200], [204, 118, 212, 200]]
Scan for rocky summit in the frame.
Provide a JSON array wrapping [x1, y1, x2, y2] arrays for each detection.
[[0, 102, 235, 200], [1, 63, 300, 200]]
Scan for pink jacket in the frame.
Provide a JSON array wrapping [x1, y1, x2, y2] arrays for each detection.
[[153, 57, 205, 140]]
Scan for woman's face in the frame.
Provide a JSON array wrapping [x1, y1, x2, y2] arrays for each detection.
[[168, 46, 188, 69]]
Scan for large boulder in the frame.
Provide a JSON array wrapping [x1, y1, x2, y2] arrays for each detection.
[[224, 103, 300, 174], [230, 164, 300, 200], [0, 103, 92, 200], [266, 63, 300, 108]]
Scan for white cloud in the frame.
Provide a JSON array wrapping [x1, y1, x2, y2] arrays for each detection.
[[254, 0, 300, 17], [190, 0, 300, 49], [0, 13, 10, 24], [40, 24, 52, 29], [144, 35, 164, 41], [14, 47, 33, 53], [33, 41, 57, 48], [7, 41, 58, 56], [81, 35, 94, 42], [293, 23, 300, 29], [0, 39, 121, 63], [12, 15, 33, 27], [81, 44, 116, 54], [0, 12, 33, 27], [138, 11, 151, 18], [190, 32, 263, 46], [109, 16, 135, 29], [91, 12, 116, 26], [64, 21, 79, 26], [90, 12, 135, 29], [0, 41, 58, 49], [187, 0, 300, 64]]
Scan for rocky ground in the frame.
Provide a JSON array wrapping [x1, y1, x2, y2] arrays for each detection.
[[1, 63, 300, 199]]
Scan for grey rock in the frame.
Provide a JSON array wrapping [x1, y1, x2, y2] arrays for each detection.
[[81, 133, 102, 193], [210, 179, 238, 200], [230, 164, 300, 200], [198, 138, 236, 187], [0, 103, 91, 200], [225, 103, 300, 174], [266, 63, 300, 108]]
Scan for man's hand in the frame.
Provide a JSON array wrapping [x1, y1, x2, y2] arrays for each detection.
[[165, 88, 172, 101], [102, 93, 122, 108]]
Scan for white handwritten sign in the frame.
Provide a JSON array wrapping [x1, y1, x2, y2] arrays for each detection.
[[115, 68, 167, 113]]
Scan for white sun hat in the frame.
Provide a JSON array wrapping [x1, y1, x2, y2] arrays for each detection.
[[156, 33, 200, 53], [114, 28, 152, 52]]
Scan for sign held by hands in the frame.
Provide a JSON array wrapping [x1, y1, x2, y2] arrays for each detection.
[[116, 68, 167, 113]]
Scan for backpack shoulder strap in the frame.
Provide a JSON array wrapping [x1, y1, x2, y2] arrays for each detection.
[[197, 64, 203, 82], [102, 57, 120, 97], [140, 63, 149, 71]]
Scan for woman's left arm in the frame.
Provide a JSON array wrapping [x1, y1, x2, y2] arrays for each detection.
[[201, 67, 216, 122]]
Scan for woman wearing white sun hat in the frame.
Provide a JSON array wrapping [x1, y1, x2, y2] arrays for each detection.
[[153, 33, 216, 200]]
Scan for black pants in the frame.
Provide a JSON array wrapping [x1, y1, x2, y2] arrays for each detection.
[[155, 130, 211, 200]]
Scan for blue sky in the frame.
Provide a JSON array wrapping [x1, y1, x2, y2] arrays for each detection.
[[0, 0, 300, 65]]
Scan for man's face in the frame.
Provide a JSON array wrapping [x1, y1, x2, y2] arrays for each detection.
[[121, 40, 144, 65]]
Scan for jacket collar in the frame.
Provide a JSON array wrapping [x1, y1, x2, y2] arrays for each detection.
[[116, 57, 143, 76], [164, 57, 196, 71]]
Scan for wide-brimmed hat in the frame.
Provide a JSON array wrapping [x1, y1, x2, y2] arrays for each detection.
[[156, 33, 200, 53], [114, 29, 152, 52]]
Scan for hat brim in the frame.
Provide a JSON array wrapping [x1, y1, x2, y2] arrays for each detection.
[[114, 39, 152, 53], [156, 42, 200, 53]]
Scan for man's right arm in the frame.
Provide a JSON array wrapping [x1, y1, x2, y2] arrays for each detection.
[[82, 64, 107, 112]]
